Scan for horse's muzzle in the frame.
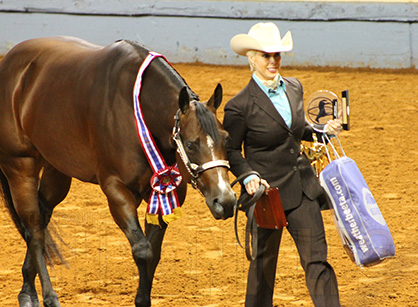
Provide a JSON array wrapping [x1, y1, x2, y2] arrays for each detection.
[[207, 192, 236, 220]]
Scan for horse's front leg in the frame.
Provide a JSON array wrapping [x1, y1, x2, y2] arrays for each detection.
[[144, 220, 167, 291], [101, 178, 155, 307]]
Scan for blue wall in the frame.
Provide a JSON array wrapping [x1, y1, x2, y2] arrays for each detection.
[[0, 0, 417, 69]]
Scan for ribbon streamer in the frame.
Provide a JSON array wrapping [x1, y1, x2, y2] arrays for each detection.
[[133, 52, 183, 225]]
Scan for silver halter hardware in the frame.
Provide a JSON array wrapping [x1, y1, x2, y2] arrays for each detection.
[[172, 108, 230, 189]]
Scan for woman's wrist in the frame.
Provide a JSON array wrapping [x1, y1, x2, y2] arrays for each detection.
[[243, 174, 259, 185]]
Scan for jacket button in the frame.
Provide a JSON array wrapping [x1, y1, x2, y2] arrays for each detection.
[[290, 148, 295, 154], [293, 166, 298, 171]]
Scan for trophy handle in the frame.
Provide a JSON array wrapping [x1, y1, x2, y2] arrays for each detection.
[[342, 90, 350, 130]]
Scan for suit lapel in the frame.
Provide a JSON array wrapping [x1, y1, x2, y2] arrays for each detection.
[[283, 79, 298, 130], [249, 78, 291, 131]]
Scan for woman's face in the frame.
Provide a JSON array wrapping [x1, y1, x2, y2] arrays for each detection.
[[250, 51, 281, 81]]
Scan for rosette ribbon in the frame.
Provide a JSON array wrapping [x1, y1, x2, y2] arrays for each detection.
[[148, 167, 183, 225], [133, 52, 183, 225]]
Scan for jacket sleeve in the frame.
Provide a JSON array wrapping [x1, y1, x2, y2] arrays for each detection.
[[303, 122, 321, 142], [223, 96, 254, 178]]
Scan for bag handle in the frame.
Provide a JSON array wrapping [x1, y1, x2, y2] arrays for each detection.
[[322, 134, 346, 162]]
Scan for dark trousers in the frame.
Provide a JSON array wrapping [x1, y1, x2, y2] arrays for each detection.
[[245, 195, 340, 307]]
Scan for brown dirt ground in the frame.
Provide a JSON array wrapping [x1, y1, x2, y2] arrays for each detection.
[[0, 62, 417, 307]]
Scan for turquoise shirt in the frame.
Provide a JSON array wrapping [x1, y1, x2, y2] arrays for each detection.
[[252, 73, 292, 128]]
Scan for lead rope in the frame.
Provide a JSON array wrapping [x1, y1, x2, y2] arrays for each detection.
[[231, 171, 265, 261]]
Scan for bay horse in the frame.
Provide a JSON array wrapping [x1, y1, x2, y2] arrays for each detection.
[[0, 37, 236, 307]]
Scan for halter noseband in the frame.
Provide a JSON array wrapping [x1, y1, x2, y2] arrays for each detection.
[[171, 108, 230, 189]]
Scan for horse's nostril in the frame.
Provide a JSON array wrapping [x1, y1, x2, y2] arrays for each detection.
[[210, 198, 224, 218], [213, 197, 234, 219]]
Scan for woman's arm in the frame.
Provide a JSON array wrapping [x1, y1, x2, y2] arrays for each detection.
[[223, 99, 270, 195]]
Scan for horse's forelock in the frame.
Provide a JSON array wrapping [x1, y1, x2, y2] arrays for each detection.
[[194, 102, 220, 144]]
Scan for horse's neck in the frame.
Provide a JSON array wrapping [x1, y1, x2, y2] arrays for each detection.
[[138, 85, 180, 158], [130, 45, 188, 160]]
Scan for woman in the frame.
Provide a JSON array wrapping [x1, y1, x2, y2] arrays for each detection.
[[223, 22, 342, 307]]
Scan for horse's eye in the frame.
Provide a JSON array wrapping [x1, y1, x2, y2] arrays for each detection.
[[185, 141, 198, 152]]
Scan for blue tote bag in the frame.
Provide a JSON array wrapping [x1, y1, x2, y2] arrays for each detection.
[[319, 136, 395, 267]]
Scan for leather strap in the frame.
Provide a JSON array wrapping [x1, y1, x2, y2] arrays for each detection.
[[231, 171, 265, 261]]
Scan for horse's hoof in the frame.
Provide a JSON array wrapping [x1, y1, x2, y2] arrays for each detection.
[[18, 292, 41, 307], [43, 295, 61, 307], [135, 296, 151, 307]]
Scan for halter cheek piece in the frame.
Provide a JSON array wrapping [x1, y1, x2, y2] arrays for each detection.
[[171, 108, 230, 190]]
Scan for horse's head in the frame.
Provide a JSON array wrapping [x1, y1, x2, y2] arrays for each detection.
[[173, 84, 236, 220]]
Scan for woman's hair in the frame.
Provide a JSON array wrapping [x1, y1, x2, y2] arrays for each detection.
[[246, 50, 256, 72]]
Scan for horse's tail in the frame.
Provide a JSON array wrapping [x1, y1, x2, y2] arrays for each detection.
[[0, 168, 27, 239], [0, 169, 66, 266]]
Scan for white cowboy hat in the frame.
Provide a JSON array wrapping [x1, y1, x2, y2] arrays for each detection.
[[230, 22, 293, 56]]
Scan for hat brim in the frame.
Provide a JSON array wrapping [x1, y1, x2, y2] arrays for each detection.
[[230, 31, 293, 56]]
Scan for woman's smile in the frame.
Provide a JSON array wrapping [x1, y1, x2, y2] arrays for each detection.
[[251, 51, 281, 81]]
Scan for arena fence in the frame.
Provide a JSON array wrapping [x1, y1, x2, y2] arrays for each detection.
[[0, 0, 417, 69]]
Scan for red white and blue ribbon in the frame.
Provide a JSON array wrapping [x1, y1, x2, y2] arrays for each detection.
[[133, 52, 182, 225]]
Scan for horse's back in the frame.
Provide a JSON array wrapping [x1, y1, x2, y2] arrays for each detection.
[[0, 36, 102, 75], [0, 37, 142, 180]]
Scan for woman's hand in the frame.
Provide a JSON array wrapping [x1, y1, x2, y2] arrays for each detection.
[[325, 108, 343, 135], [325, 118, 343, 135], [245, 177, 270, 195]]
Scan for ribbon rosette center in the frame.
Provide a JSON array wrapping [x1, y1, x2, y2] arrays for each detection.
[[151, 167, 182, 194]]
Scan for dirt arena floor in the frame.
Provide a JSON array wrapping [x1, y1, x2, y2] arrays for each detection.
[[0, 61, 417, 307]]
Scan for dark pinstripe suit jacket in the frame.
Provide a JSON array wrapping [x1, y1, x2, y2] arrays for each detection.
[[223, 77, 325, 211]]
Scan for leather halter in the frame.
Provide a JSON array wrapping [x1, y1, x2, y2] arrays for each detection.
[[171, 108, 230, 190]]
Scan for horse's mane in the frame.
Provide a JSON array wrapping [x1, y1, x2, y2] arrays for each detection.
[[122, 40, 198, 101], [122, 40, 219, 143]]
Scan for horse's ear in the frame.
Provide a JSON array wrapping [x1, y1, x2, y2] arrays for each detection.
[[178, 86, 190, 114], [207, 83, 223, 110]]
